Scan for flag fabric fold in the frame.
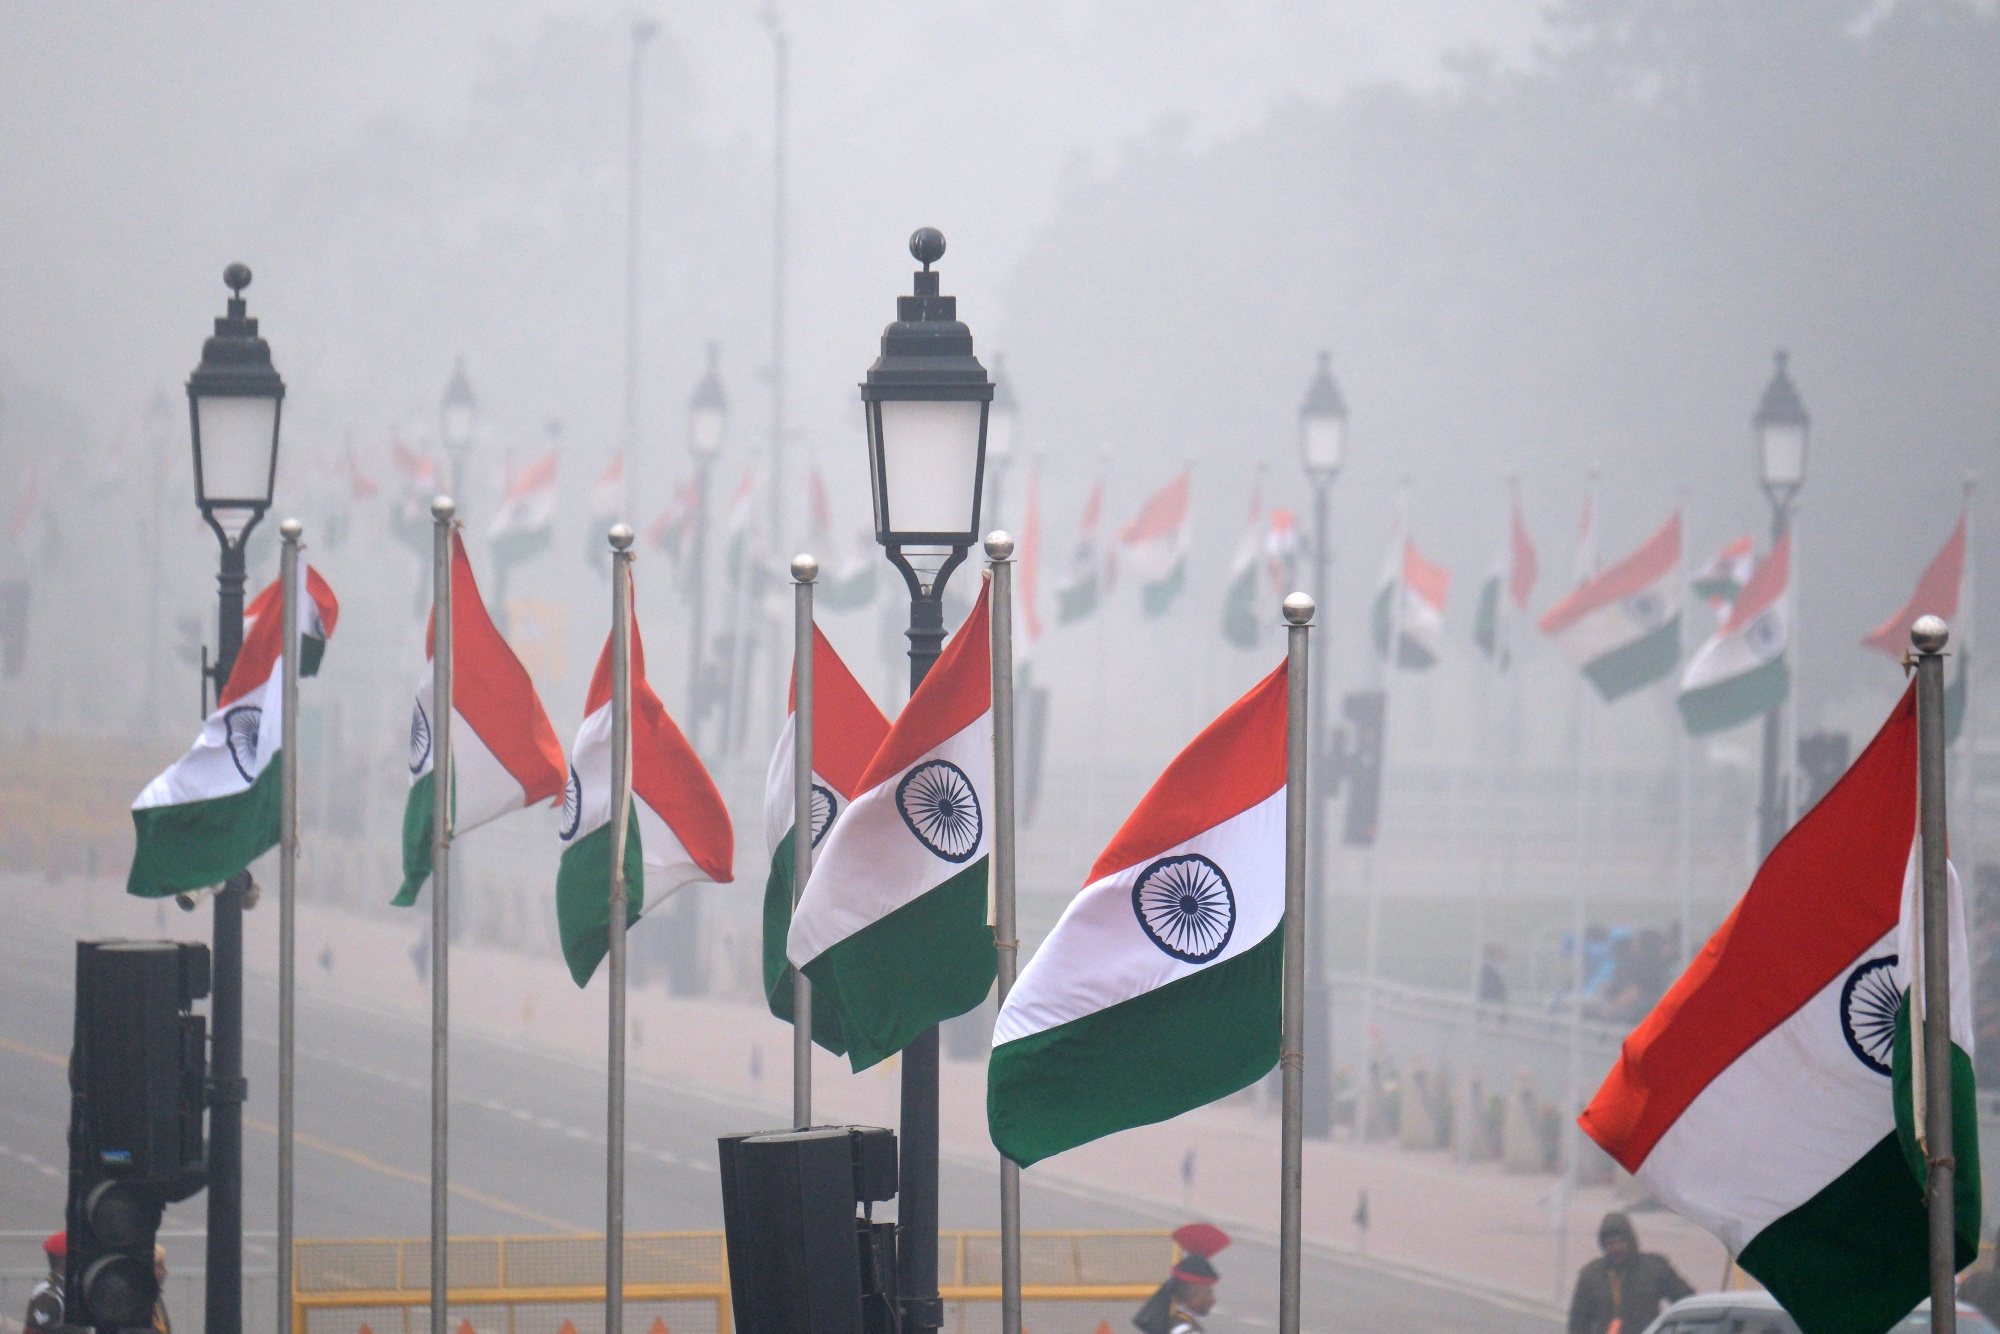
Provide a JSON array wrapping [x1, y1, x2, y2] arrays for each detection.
[[762, 626, 891, 1055], [1056, 479, 1108, 625], [129, 562, 340, 897], [988, 662, 1289, 1167], [1475, 490, 1536, 664], [1864, 514, 1970, 743], [1221, 487, 1264, 651], [787, 582, 997, 1071], [243, 566, 340, 678], [1692, 535, 1755, 612], [1538, 511, 1682, 702], [1678, 532, 1790, 737], [396, 532, 567, 906], [556, 588, 734, 986], [1580, 686, 1979, 1334]]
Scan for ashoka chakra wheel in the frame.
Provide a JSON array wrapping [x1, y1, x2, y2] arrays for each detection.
[[223, 705, 264, 782], [559, 766, 583, 841], [896, 760, 982, 863], [409, 702, 432, 775], [1840, 955, 1900, 1077], [809, 783, 839, 847], [1131, 853, 1236, 963]]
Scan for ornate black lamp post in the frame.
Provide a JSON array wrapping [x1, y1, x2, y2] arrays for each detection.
[[1297, 351, 1345, 1138], [185, 261, 284, 1334], [686, 344, 727, 747], [860, 227, 992, 1334], [1753, 350, 1808, 859]]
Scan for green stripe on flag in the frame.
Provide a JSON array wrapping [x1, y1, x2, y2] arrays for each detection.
[[554, 808, 645, 987], [988, 925, 1282, 1167], [127, 760, 283, 898], [1583, 614, 1680, 702], [394, 769, 435, 907], [763, 831, 848, 1055], [1678, 655, 1789, 737], [803, 859, 996, 1072], [1141, 559, 1185, 618], [1474, 576, 1501, 661]]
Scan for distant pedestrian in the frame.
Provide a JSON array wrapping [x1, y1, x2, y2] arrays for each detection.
[[23, 1231, 64, 1330], [1567, 1212, 1692, 1334], [1134, 1224, 1230, 1334]]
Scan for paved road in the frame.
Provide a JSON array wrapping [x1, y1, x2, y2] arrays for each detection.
[[0, 909, 1555, 1334]]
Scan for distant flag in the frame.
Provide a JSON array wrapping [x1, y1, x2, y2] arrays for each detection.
[[1691, 536, 1756, 614], [1475, 483, 1537, 664], [1056, 476, 1109, 626], [808, 468, 878, 612], [762, 627, 890, 1054], [1863, 512, 1969, 742], [1678, 532, 1790, 737], [243, 566, 340, 677], [1538, 511, 1682, 703], [585, 454, 624, 568], [1117, 470, 1191, 618], [390, 440, 438, 556], [395, 533, 567, 907], [722, 470, 757, 585], [344, 447, 380, 501], [489, 452, 558, 569], [128, 561, 340, 897], [646, 476, 701, 563], [1371, 536, 1450, 670], [1221, 481, 1265, 650], [556, 582, 734, 986], [1573, 485, 1599, 584]]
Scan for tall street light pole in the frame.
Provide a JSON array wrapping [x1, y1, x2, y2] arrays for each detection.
[[760, 3, 788, 547], [1297, 350, 1346, 1139], [687, 343, 727, 749], [185, 263, 286, 1334], [860, 228, 993, 1334], [625, 19, 658, 522], [1753, 350, 1808, 860]]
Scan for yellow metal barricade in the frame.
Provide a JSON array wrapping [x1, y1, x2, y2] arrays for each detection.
[[293, 1231, 1173, 1334]]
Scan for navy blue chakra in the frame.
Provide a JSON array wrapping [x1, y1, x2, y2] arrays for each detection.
[[896, 760, 981, 863], [223, 706, 263, 783], [810, 783, 839, 848], [408, 702, 432, 776], [559, 766, 583, 841], [1840, 955, 1901, 1077], [1132, 854, 1236, 964]]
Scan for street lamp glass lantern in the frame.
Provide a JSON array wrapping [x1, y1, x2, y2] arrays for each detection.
[[861, 228, 992, 549], [1754, 350, 1809, 499], [689, 342, 727, 462], [187, 263, 284, 544], [1299, 350, 1347, 478], [441, 356, 476, 455]]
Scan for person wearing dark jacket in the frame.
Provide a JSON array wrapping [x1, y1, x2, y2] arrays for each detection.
[[1135, 1224, 1231, 1334], [1568, 1212, 1694, 1334]]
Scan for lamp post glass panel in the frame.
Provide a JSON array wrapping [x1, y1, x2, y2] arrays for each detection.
[[860, 226, 992, 1334], [687, 343, 727, 745], [1752, 350, 1808, 859], [1297, 350, 1345, 1139], [442, 357, 476, 501], [185, 261, 285, 1334]]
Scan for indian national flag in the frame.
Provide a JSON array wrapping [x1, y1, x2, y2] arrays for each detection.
[[129, 563, 340, 897], [1370, 537, 1450, 670], [1055, 478, 1107, 626], [1863, 513, 1969, 744], [585, 453, 624, 566], [488, 451, 557, 568], [1692, 535, 1755, 612], [1118, 470, 1191, 618], [1220, 486, 1264, 651], [1537, 510, 1682, 702], [1581, 685, 1979, 1334], [988, 661, 1288, 1167], [1677, 532, 1790, 738], [556, 592, 734, 986], [395, 532, 567, 906], [1474, 486, 1537, 664], [787, 581, 997, 1071], [762, 627, 890, 1055], [243, 565, 338, 677]]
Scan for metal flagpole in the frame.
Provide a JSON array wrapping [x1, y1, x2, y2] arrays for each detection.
[[1960, 479, 1978, 881], [429, 496, 455, 1334], [606, 524, 637, 1334], [277, 518, 302, 1334], [986, 532, 1021, 1334], [1356, 480, 1409, 1143], [1914, 616, 1957, 1334], [1461, 481, 1506, 1163], [1280, 590, 1314, 1334], [790, 552, 817, 1129]]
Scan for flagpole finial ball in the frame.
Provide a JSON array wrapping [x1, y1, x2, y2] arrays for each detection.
[[983, 531, 1014, 562], [910, 227, 946, 268], [1282, 592, 1316, 625], [791, 553, 819, 583], [607, 523, 635, 552], [279, 518, 302, 542], [1911, 615, 1950, 654]]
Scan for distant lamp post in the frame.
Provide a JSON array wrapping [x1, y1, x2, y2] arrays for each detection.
[[686, 342, 728, 747], [1297, 350, 1346, 1139], [1753, 349, 1809, 858], [984, 355, 1019, 526], [860, 226, 992, 1334], [441, 357, 477, 501], [185, 260, 286, 1334]]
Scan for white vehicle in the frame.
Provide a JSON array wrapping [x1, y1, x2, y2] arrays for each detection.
[[1641, 1290, 1997, 1334]]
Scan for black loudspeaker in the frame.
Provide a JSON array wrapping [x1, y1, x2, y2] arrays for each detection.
[[65, 941, 210, 1333], [719, 1126, 899, 1334]]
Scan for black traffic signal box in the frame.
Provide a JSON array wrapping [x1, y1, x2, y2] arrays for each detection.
[[65, 940, 211, 1332]]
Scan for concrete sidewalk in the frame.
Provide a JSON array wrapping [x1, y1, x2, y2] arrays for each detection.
[[25, 876, 1729, 1315]]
